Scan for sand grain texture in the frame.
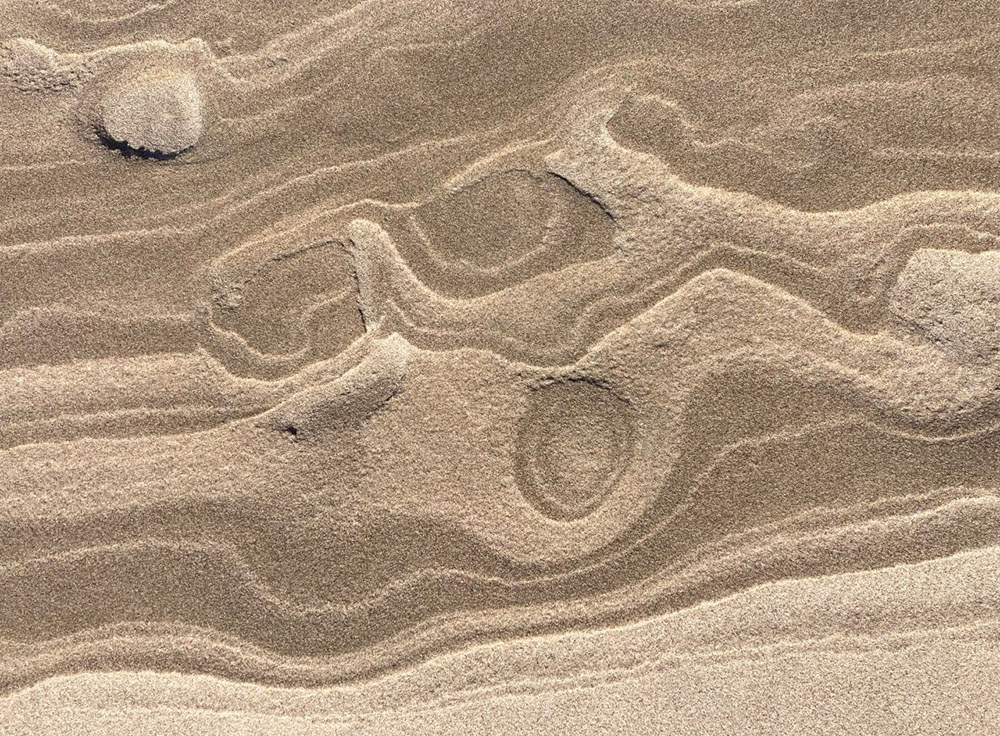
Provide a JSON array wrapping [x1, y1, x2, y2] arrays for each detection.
[[1, 0, 999, 733]]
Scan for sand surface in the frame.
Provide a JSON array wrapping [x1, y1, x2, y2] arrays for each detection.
[[2, 1, 1000, 734]]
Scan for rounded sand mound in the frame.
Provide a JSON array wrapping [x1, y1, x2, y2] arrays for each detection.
[[889, 248, 1000, 363], [98, 74, 202, 158]]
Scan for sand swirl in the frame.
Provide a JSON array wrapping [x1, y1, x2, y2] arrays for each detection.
[[2, 0, 999, 733]]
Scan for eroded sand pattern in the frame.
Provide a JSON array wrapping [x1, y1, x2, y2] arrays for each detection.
[[1, 1, 999, 734]]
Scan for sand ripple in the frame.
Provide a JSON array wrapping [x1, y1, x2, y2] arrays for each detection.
[[2, 0, 999, 733]]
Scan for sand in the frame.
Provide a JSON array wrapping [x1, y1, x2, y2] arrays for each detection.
[[1, 0, 999, 734]]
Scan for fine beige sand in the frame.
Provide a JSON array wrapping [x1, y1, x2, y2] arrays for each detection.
[[2, 1, 1000, 734]]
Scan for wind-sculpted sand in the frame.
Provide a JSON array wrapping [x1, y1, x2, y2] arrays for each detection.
[[2, 1, 999, 734]]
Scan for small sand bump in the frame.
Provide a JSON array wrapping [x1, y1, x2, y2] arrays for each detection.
[[98, 74, 202, 158], [889, 248, 1000, 363], [1, 38, 91, 91]]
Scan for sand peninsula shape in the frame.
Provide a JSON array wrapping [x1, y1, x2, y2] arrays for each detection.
[[98, 73, 202, 159]]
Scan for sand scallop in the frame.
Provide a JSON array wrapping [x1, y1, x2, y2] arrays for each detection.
[[98, 73, 202, 158]]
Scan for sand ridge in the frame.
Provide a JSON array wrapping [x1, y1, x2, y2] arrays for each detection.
[[1, 0, 1000, 733]]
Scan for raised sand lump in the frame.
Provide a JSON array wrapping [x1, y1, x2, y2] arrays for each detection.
[[889, 248, 1000, 363], [98, 74, 202, 157]]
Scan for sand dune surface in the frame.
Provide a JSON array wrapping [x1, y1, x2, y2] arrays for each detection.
[[1, 0, 999, 733]]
